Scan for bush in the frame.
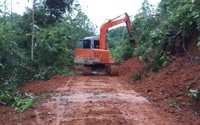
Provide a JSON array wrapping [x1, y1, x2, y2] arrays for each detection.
[[132, 74, 141, 82], [0, 89, 34, 113], [188, 89, 198, 99]]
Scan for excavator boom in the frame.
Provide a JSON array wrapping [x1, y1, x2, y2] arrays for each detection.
[[99, 13, 133, 49]]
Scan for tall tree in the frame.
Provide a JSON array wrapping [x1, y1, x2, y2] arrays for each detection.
[[45, 0, 74, 24], [31, 0, 36, 66]]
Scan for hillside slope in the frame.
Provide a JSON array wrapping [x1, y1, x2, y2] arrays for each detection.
[[119, 56, 200, 124]]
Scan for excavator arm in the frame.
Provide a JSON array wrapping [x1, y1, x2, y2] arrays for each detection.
[[99, 13, 133, 50]]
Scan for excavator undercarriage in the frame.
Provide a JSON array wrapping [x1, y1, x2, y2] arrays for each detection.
[[72, 64, 119, 76]]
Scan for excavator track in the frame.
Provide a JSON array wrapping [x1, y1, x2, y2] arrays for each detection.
[[82, 66, 92, 76], [72, 65, 119, 76]]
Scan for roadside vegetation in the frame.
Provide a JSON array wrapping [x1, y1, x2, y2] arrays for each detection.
[[0, 0, 95, 111], [108, 0, 200, 72]]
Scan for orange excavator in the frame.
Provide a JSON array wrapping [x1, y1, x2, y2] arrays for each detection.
[[74, 13, 133, 75]]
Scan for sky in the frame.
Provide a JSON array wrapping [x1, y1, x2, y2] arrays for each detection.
[[1, 0, 160, 30], [78, 0, 160, 29]]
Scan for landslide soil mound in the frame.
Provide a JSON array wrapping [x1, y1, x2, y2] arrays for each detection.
[[119, 56, 200, 124]]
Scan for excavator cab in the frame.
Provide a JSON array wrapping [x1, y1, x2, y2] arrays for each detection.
[[74, 37, 117, 75], [76, 36, 100, 49], [74, 36, 116, 75], [74, 36, 114, 65]]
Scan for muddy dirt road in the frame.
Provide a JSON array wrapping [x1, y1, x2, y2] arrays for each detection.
[[1, 57, 199, 124], [25, 75, 175, 125]]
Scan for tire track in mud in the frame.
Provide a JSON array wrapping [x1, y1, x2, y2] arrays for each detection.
[[35, 75, 175, 125], [34, 77, 75, 125]]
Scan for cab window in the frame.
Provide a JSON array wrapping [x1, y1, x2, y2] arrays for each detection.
[[76, 40, 91, 48], [94, 40, 99, 49]]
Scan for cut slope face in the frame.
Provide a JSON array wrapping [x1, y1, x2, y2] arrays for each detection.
[[186, 31, 200, 55], [119, 56, 200, 124], [119, 57, 145, 78]]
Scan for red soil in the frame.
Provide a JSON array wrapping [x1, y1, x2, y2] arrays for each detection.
[[119, 56, 200, 124], [1, 55, 200, 124]]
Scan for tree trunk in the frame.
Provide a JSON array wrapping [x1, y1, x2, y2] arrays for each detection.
[[3, 0, 7, 30], [31, 0, 36, 66]]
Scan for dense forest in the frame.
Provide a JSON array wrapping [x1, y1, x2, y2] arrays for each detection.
[[0, 0, 200, 112]]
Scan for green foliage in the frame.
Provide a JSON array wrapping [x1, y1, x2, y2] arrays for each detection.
[[107, 26, 134, 62], [197, 37, 200, 49], [132, 74, 141, 82], [0, 14, 30, 84], [130, 0, 200, 71], [108, 0, 200, 71], [0, 0, 96, 111], [0, 87, 34, 113], [132, 1, 164, 69], [107, 26, 126, 42], [0, 0, 95, 83], [119, 41, 134, 60], [32, 66, 70, 80], [31, 5, 95, 79], [12, 93, 34, 113], [28, 0, 75, 26], [170, 102, 180, 109], [188, 89, 198, 99]]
